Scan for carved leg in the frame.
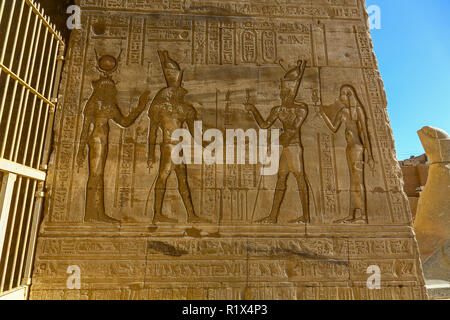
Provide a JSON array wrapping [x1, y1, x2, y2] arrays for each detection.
[[347, 162, 367, 224], [175, 165, 210, 223], [335, 144, 366, 224], [153, 175, 178, 224], [153, 152, 178, 224], [349, 188, 366, 222], [257, 172, 288, 224], [85, 141, 118, 223], [85, 174, 101, 222], [290, 173, 310, 224]]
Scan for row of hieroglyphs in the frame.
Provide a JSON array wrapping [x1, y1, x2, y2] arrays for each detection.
[[32, 259, 418, 282], [87, 14, 313, 66], [354, 25, 411, 224], [37, 238, 414, 258], [30, 285, 426, 300], [78, 0, 362, 19], [85, 14, 373, 68]]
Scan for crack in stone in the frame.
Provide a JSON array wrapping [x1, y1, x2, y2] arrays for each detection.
[[147, 240, 188, 257], [245, 245, 349, 266]]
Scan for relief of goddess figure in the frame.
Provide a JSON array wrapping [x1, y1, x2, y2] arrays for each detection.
[[318, 85, 375, 224], [77, 52, 151, 223]]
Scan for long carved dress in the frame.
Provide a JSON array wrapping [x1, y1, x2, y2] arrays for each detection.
[[320, 86, 374, 223], [78, 77, 149, 222]]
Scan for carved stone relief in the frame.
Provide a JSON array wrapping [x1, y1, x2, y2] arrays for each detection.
[[30, 0, 427, 300]]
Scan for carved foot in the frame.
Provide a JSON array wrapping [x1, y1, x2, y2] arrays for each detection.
[[333, 216, 367, 224], [256, 215, 278, 224], [187, 215, 211, 224], [153, 214, 178, 224], [85, 214, 120, 224], [352, 209, 368, 224], [347, 216, 368, 224], [100, 215, 120, 223], [333, 216, 354, 224], [84, 217, 98, 223], [289, 216, 309, 224]]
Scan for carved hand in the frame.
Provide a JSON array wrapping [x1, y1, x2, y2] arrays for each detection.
[[147, 156, 156, 169], [368, 157, 375, 170], [244, 103, 256, 113], [76, 148, 86, 167], [138, 90, 152, 110], [318, 107, 326, 118]]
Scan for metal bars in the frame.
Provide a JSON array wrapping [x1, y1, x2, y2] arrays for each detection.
[[0, 0, 65, 296]]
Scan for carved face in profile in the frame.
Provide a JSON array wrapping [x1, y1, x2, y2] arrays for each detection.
[[340, 85, 358, 107], [418, 126, 450, 163], [169, 87, 188, 103], [280, 81, 295, 103]]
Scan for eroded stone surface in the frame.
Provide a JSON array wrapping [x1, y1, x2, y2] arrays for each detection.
[[30, 0, 426, 300], [415, 127, 450, 298]]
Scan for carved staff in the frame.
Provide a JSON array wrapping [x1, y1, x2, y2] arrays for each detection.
[[245, 88, 264, 222], [144, 166, 159, 220], [245, 88, 251, 105], [251, 169, 264, 223], [293, 60, 307, 102]]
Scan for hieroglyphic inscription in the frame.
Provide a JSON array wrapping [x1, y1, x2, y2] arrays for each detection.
[[79, 0, 362, 20], [50, 20, 90, 222], [354, 25, 376, 69], [192, 19, 207, 64], [33, 0, 426, 300], [207, 21, 220, 65], [362, 68, 408, 224], [116, 130, 135, 208], [127, 16, 146, 65], [221, 23, 235, 65], [147, 16, 191, 42], [30, 286, 426, 301], [242, 30, 257, 63], [36, 237, 417, 260], [91, 15, 129, 39], [318, 133, 339, 223]]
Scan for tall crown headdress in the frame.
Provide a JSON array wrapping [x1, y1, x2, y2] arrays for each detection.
[[158, 50, 184, 88], [280, 59, 307, 100]]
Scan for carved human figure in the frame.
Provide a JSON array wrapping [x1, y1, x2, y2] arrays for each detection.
[[244, 60, 310, 224], [318, 85, 375, 224], [147, 50, 208, 224], [77, 54, 151, 223]]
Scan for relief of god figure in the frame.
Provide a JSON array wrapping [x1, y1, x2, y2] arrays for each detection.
[[244, 60, 311, 224], [147, 50, 209, 224], [77, 53, 151, 223], [318, 85, 375, 224]]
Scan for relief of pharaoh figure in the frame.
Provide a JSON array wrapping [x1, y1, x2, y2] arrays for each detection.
[[147, 50, 209, 224], [77, 52, 151, 223], [244, 60, 311, 224], [318, 85, 375, 224]]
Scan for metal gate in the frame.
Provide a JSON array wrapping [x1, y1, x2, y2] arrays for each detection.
[[0, 0, 64, 297]]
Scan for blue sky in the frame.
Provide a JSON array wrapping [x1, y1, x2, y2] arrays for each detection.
[[366, 0, 450, 159]]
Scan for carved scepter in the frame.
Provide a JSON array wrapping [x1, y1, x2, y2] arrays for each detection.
[[293, 60, 307, 102], [244, 89, 264, 222]]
